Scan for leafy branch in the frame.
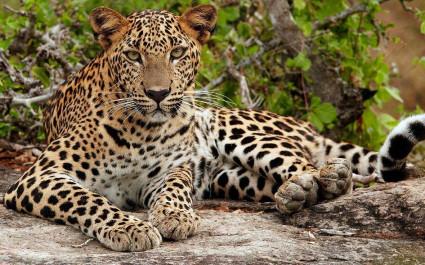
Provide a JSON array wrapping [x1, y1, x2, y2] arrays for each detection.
[[0, 0, 422, 147], [0, 22, 78, 112], [312, 0, 390, 31]]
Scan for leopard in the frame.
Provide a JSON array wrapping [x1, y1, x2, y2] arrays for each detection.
[[4, 4, 425, 252]]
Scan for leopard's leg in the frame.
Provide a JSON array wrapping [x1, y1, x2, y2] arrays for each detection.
[[211, 163, 319, 214], [214, 131, 353, 214], [275, 157, 352, 214], [212, 109, 379, 185], [211, 162, 278, 202], [212, 158, 352, 214], [4, 169, 161, 252], [146, 165, 200, 240], [215, 130, 318, 188], [211, 160, 320, 205], [211, 161, 320, 214]]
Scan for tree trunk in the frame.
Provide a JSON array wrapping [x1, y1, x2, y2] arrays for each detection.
[[265, 0, 364, 134]]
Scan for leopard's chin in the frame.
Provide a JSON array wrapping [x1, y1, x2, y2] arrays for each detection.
[[150, 110, 169, 122]]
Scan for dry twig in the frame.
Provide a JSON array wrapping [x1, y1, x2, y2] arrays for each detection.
[[7, 92, 54, 107], [399, 0, 415, 13], [3, 5, 28, 17], [71, 238, 94, 248], [224, 48, 260, 109], [0, 139, 43, 157]]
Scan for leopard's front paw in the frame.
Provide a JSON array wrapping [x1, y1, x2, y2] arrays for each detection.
[[149, 205, 200, 240], [99, 220, 162, 252]]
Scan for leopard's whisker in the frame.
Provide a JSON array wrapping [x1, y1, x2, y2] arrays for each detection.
[[185, 90, 236, 105], [182, 101, 204, 112], [191, 98, 226, 109], [107, 101, 136, 117]]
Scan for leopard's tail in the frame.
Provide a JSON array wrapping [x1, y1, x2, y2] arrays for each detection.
[[378, 114, 425, 182]]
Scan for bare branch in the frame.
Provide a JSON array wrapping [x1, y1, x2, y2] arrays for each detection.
[[0, 90, 54, 116], [0, 24, 75, 114], [37, 25, 74, 75], [9, 92, 54, 107], [3, 5, 28, 16], [200, 39, 282, 92], [225, 48, 256, 109], [399, 0, 415, 13], [201, 75, 226, 92], [0, 50, 40, 88], [0, 139, 43, 157]]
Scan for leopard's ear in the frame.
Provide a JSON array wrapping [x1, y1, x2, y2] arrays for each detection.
[[179, 4, 217, 45], [89, 7, 129, 49]]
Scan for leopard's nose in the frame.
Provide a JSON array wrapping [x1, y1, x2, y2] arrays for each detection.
[[145, 87, 171, 103]]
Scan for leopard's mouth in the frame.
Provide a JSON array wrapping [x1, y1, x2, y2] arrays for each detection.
[[139, 104, 180, 121], [128, 97, 186, 120], [143, 103, 180, 114], [160, 102, 182, 114]]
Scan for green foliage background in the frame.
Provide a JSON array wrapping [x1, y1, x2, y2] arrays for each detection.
[[0, 0, 424, 149]]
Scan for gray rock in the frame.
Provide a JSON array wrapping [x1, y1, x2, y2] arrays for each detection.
[[1, 168, 425, 264]]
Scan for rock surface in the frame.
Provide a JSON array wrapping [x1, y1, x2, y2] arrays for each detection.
[[1, 168, 425, 264]]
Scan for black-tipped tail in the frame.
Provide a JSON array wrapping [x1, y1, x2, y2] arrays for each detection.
[[378, 114, 425, 182]]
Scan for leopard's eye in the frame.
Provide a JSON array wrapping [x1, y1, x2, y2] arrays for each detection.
[[125, 51, 142, 63], [170, 47, 187, 60]]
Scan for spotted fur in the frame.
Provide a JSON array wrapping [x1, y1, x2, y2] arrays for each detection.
[[3, 5, 419, 252]]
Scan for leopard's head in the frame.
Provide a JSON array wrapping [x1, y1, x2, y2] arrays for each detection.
[[90, 5, 217, 122]]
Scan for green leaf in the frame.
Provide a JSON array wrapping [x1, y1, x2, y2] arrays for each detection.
[[308, 112, 324, 131], [237, 22, 251, 38], [315, 0, 346, 20], [0, 38, 14, 50], [421, 21, 425, 34], [31, 66, 50, 87], [384, 86, 403, 103], [374, 69, 389, 84], [285, 52, 311, 71], [221, 6, 240, 22], [0, 0, 414, 148], [294, 16, 312, 36], [313, 102, 337, 124], [0, 123, 12, 138], [414, 56, 425, 68], [9, 109, 19, 119], [36, 129, 46, 141], [307, 97, 337, 131], [310, 96, 321, 108], [379, 113, 398, 130], [294, 0, 306, 10]]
